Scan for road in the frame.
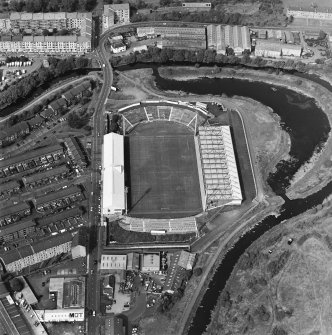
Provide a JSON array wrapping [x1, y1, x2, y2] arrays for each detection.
[[86, 31, 113, 335]]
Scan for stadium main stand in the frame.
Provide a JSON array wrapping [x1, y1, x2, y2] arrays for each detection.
[[120, 216, 198, 234]]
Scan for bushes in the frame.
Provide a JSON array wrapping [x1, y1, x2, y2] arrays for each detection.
[[0, 56, 91, 111], [267, 250, 291, 278]]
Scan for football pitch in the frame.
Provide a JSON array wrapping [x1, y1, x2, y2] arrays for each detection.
[[125, 122, 202, 219]]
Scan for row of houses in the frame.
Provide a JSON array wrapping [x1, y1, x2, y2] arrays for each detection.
[[0, 202, 31, 226], [22, 165, 69, 189], [0, 81, 91, 147], [0, 144, 64, 177], [34, 185, 84, 212], [64, 137, 88, 169], [0, 35, 91, 55], [0, 207, 84, 247], [0, 180, 21, 198]]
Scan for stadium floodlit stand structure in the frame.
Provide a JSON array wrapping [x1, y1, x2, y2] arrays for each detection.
[[196, 125, 242, 210], [118, 100, 208, 133]]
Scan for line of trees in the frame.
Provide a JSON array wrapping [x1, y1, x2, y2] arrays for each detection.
[[131, 0, 287, 27], [0, 56, 91, 111], [111, 46, 308, 73], [8, 0, 96, 13]]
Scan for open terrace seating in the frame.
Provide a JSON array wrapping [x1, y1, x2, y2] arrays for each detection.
[[123, 108, 148, 125], [157, 106, 172, 120], [120, 216, 197, 234]]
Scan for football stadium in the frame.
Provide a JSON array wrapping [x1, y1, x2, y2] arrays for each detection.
[[102, 101, 243, 234]]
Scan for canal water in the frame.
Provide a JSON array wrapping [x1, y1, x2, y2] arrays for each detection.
[[144, 68, 331, 334]]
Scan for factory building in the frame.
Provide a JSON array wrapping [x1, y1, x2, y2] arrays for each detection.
[[207, 25, 250, 55]]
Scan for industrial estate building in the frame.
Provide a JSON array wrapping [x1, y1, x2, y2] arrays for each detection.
[[255, 39, 302, 58], [207, 24, 251, 55], [102, 4, 130, 32], [196, 125, 243, 210], [102, 133, 125, 216]]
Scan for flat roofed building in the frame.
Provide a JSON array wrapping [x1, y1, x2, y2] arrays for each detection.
[[287, 6, 332, 20], [0, 232, 73, 273], [103, 4, 130, 32], [137, 27, 155, 37], [102, 133, 125, 216], [35, 308, 84, 322], [141, 253, 160, 272], [100, 254, 127, 271], [49, 276, 85, 309], [197, 125, 242, 210], [182, 2, 211, 11], [105, 314, 125, 335]]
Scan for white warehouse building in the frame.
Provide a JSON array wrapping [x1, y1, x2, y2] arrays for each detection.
[[102, 133, 126, 216]]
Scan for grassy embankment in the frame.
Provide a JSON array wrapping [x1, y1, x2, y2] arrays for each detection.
[[205, 195, 332, 335]]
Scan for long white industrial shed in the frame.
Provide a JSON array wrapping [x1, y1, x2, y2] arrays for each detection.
[[102, 133, 125, 216]]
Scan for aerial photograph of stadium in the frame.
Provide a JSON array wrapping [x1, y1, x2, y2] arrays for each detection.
[[1, 1, 332, 334]]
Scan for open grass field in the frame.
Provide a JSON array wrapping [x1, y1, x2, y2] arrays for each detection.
[[125, 122, 202, 219]]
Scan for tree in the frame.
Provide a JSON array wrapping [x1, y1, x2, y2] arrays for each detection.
[[193, 267, 202, 276], [10, 278, 24, 292], [42, 29, 49, 36]]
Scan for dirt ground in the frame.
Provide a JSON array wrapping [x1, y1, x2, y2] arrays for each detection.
[[205, 195, 332, 335]]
